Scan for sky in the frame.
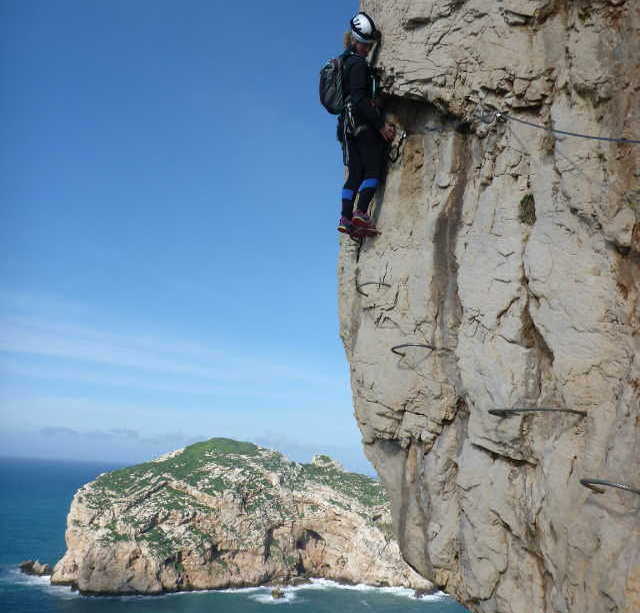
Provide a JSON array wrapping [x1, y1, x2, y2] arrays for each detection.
[[0, 0, 375, 473]]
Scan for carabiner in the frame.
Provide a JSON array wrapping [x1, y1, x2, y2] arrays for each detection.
[[388, 130, 407, 163]]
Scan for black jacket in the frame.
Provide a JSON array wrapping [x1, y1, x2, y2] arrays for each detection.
[[341, 50, 384, 133]]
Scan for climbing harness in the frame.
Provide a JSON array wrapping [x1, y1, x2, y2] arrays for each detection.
[[356, 281, 391, 297], [580, 479, 640, 497], [388, 129, 407, 163], [341, 103, 353, 165], [369, 33, 382, 73], [489, 408, 587, 418]]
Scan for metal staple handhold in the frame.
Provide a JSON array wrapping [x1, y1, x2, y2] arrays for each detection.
[[580, 479, 640, 497], [388, 130, 407, 163], [356, 281, 392, 297], [489, 408, 587, 418], [390, 343, 435, 357]]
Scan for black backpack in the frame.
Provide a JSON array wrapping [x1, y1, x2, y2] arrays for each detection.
[[319, 54, 346, 115]]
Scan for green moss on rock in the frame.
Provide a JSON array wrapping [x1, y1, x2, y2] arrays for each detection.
[[301, 463, 387, 508]]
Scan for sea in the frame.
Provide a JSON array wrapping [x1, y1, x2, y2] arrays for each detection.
[[0, 457, 470, 613]]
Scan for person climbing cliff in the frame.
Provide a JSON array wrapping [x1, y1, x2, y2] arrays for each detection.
[[337, 12, 396, 235]]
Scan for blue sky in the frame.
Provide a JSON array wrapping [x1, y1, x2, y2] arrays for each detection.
[[0, 1, 373, 472]]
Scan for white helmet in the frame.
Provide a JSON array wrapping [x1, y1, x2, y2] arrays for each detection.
[[350, 12, 378, 44]]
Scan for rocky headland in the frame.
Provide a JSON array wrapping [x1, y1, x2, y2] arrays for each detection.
[[49, 438, 432, 595], [338, 1, 639, 612]]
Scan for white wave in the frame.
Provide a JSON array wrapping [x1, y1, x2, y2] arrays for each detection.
[[287, 578, 371, 592], [112, 586, 262, 599], [301, 578, 408, 594], [2, 567, 452, 605], [43, 585, 84, 600], [416, 590, 448, 601], [218, 586, 264, 594], [289, 579, 452, 602], [0, 568, 52, 588], [284, 578, 419, 599], [59, 587, 263, 601], [0, 568, 82, 600], [250, 590, 299, 605]]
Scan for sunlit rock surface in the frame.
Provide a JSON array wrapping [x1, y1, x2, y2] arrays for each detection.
[[338, 1, 639, 612]]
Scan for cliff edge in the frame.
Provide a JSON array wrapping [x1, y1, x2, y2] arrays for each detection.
[[338, 2, 639, 612]]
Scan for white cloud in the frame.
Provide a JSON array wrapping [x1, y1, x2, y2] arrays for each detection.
[[0, 290, 357, 462], [0, 313, 342, 388], [0, 359, 294, 399]]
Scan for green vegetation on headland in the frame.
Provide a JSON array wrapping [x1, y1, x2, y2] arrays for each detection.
[[76, 438, 389, 562], [90, 438, 385, 509], [302, 461, 387, 508], [93, 438, 260, 497]]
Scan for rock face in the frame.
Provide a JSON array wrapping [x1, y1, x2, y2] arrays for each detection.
[[338, 2, 639, 612], [20, 560, 52, 576], [51, 439, 431, 595]]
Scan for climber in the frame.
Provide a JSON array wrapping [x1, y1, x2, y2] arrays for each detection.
[[337, 12, 396, 235]]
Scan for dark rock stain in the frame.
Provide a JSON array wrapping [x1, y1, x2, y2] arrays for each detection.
[[431, 132, 470, 350]]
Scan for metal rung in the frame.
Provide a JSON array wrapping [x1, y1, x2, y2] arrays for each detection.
[[580, 479, 640, 497], [391, 343, 435, 356], [356, 281, 392, 297], [489, 408, 587, 418]]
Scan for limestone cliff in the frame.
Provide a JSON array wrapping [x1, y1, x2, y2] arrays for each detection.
[[51, 439, 431, 595], [338, 2, 639, 612]]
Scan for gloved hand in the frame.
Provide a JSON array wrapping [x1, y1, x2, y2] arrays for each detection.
[[379, 123, 396, 142]]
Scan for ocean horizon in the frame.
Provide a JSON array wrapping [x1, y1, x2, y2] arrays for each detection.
[[0, 457, 469, 612]]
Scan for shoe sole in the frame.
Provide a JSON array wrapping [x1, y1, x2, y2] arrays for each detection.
[[352, 217, 372, 228]]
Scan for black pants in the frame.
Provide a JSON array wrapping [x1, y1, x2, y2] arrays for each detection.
[[341, 128, 386, 220]]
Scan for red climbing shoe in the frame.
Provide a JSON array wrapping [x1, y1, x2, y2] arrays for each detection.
[[337, 216, 353, 234], [352, 210, 375, 228], [350, 225, 380, 240]]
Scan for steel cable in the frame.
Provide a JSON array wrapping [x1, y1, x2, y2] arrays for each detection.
[[497, 112, 640, 145]]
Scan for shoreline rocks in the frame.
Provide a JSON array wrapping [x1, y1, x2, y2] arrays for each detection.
[[19, 560, 52, 577], [22, 571, 431, 599]]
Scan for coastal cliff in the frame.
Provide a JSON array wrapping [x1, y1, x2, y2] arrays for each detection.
[[338, 1, 639, 612], [51, 439, 432, 595]]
